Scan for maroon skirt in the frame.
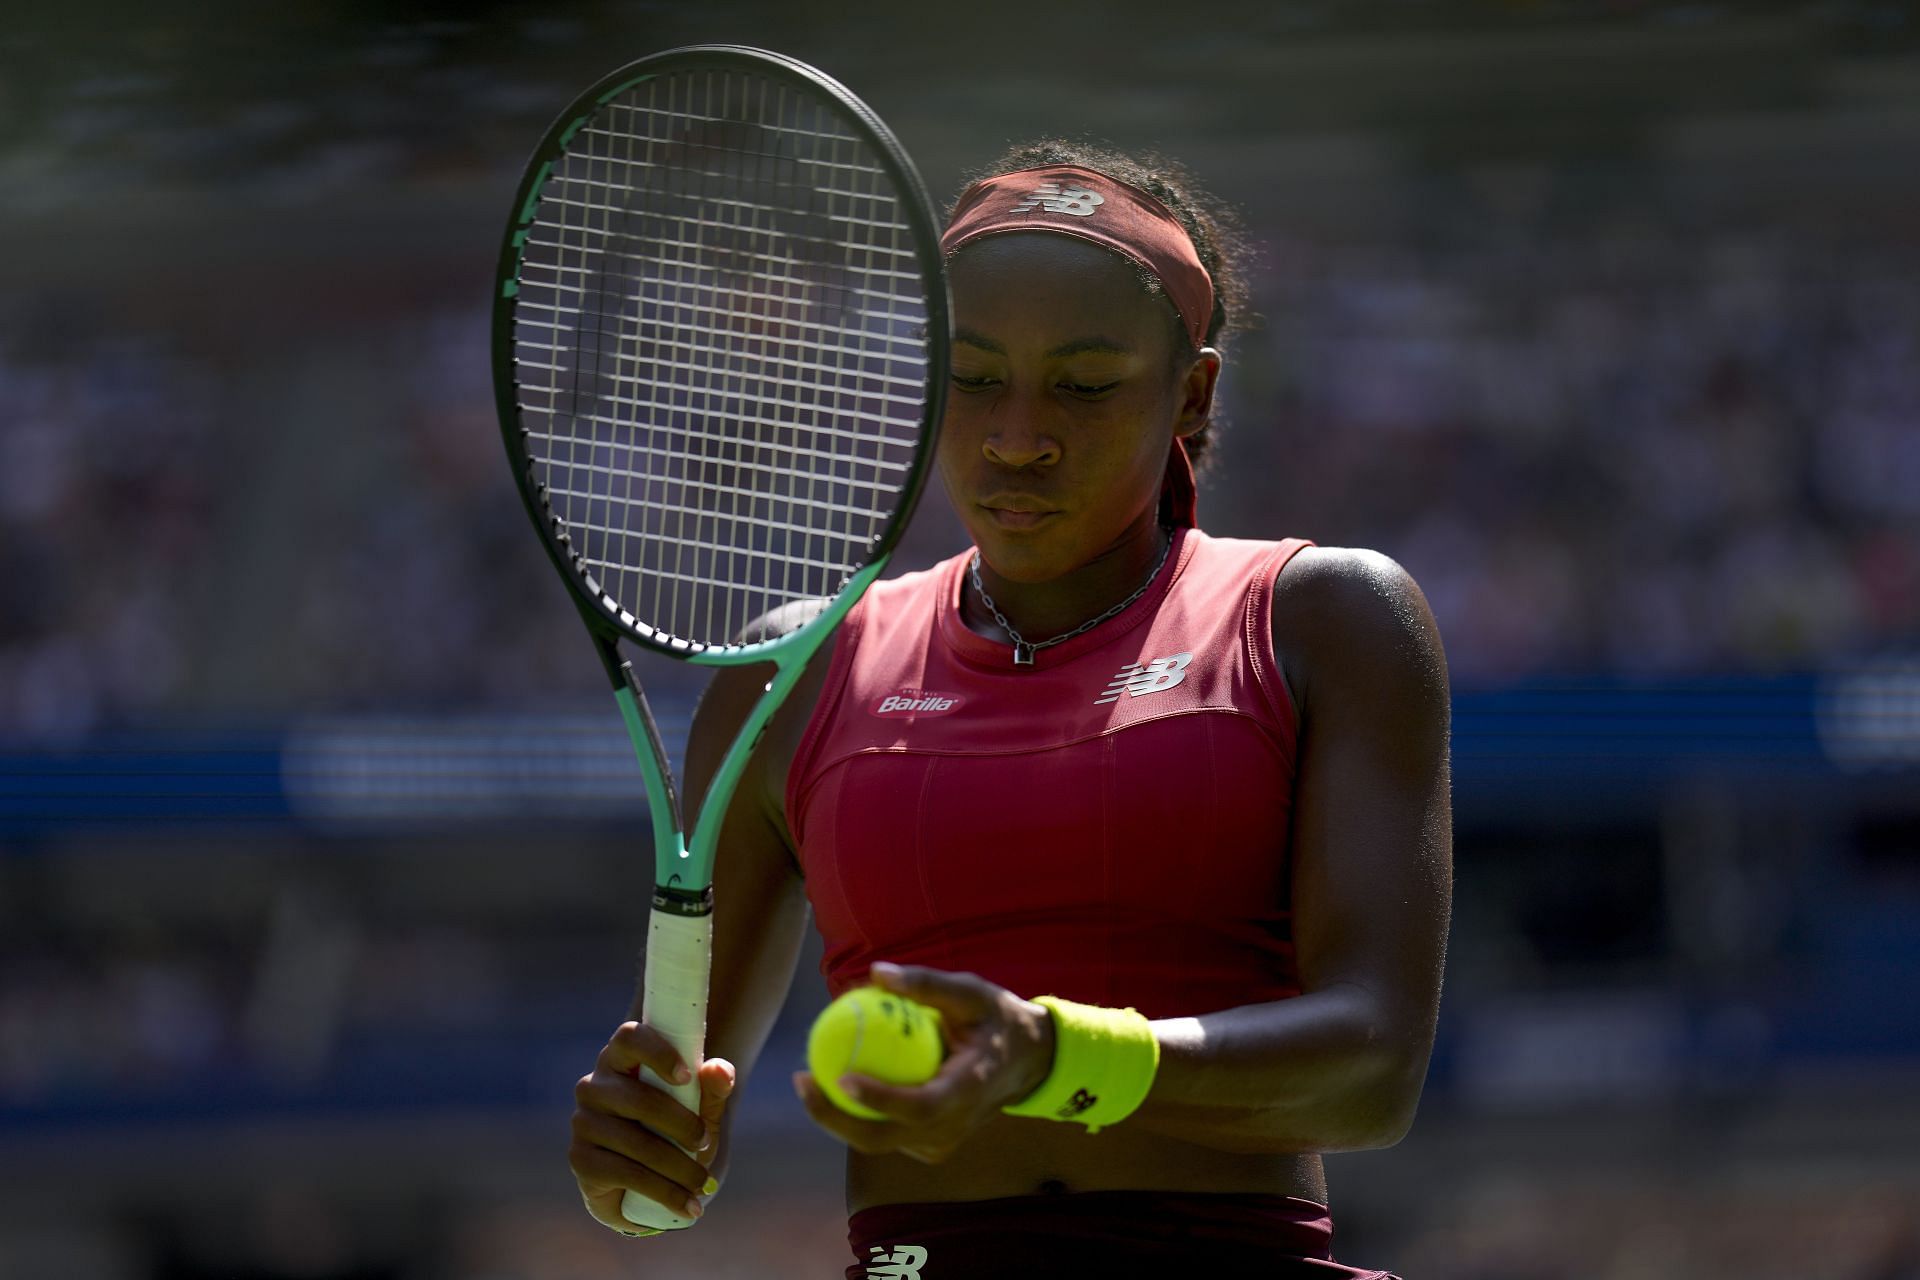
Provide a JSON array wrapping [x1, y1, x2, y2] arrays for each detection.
[[845, 1190, 1401, 1278]]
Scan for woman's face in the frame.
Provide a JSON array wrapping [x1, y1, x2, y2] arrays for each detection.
[[938, 233, 1215, 585]]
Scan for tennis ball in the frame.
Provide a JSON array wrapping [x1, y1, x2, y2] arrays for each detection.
[[806, 985, 945, 1120]]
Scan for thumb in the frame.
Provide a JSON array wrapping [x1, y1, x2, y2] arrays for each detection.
[[696, 1057, 736, 1153]]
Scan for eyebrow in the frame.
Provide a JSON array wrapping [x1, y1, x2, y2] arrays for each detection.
[[953, 328, 1133, 359]]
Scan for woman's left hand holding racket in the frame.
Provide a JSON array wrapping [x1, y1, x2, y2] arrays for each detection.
[[570, 1023, 736, 1232]]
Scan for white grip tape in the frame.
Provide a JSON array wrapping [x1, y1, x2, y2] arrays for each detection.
[[619, 906, 713, 1231]]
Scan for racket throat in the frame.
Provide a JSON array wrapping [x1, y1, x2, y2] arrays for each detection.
[[604, 646, 686, 862]]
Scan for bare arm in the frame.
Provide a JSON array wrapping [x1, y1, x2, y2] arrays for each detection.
[[1129, 546, 1453, 1152]]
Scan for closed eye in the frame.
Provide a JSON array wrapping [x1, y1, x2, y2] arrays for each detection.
[[951, 374, 999, 391], [1062, 381, 1119, 397]]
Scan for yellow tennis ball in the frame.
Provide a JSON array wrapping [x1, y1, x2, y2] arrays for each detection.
[[806, 985, 945, 1120]]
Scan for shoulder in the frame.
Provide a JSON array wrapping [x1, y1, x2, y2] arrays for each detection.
[[701, 597, 834, 707], [859, 554, 963, 613], [696, 597, 845, 838], [1273, 544, 1425, 617], [1271, 546, 1449, 717], [735, 596, 832, 645]]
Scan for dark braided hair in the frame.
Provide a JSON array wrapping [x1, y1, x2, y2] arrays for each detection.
[[949, 140, 1252, 474]]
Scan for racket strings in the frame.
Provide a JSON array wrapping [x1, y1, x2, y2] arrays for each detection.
[[513, 68, 929, 651], [513, 305, 926, 406]]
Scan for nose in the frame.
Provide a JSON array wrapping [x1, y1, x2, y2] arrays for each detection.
[[981, 399, 1061, 470]]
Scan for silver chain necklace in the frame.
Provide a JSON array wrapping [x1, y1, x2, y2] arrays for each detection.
[[968, 529, 1172, 667]]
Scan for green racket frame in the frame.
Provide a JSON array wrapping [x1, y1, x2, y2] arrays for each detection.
[[491, 44, 947, 1231]]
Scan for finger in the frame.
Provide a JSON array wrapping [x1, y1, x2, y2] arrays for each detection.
[[899, 1143, 954, 1165], [576, 1069, 708, 1154], [599, 1021, 694, 1086], [818, 1074, 962, 1164], [837, 1071, 947, 1127], [576, 1136, 714, 1228], [792, 1070, 917, 1155], [572, 1107, 712, 1197], [867, 962, 992, 1025]]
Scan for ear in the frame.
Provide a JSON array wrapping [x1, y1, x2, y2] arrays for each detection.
[[1173, 348, 1222, 439]]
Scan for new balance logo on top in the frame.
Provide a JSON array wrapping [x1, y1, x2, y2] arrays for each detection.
[[1094, 652, 1193, 705], [1010, 181, 1105, 217], [865, 1244, 929, 1278]]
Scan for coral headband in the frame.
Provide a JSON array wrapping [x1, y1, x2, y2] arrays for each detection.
[[941, 165, 1214, 352]]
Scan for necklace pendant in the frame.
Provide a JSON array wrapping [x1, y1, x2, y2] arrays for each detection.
[[1013, 641, 1036, 667]]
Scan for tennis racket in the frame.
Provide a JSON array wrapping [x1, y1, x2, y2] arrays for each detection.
[[491, 45, 947, 1231]]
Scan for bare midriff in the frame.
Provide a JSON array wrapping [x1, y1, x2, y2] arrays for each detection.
[[845, 1113, 1327, 1213]]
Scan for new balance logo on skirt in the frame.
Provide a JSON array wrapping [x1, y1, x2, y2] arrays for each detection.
[[1095, 652, 1192, 705], [865, 1244, 928, 1278]]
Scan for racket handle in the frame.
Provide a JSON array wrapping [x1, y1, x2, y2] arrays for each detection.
[[621, 904, 713, 1231]]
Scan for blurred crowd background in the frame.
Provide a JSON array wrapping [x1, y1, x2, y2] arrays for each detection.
[[2, 2, 1917, 1278]]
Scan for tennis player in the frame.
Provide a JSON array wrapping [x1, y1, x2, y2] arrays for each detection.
[[568, 141, 1451, 1278]]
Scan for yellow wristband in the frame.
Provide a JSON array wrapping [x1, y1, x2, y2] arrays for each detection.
[[1000, 996, 1160, 1134]]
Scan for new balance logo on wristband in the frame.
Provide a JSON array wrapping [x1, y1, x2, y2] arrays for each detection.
[[865, 1244, 928, 1278], [1010, 181, 1105, 217], [1094, 651, 1192, 705], [1056, 1088, 1098, 1119]]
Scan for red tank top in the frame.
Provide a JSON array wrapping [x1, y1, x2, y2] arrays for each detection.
[[786, 528, 1313, 1019]]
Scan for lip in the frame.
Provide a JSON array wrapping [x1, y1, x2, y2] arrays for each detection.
[[978, 493, 1058, 513], [983, 508, 1056, 530], [977, 497, 1061, 531]]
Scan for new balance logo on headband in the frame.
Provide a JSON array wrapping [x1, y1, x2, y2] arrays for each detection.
[[1010, 181, 1105, 217]]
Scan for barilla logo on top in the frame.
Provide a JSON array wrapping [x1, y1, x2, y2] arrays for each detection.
[[870, 689, 965, 718], [1010, 182, 1105, 217]]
